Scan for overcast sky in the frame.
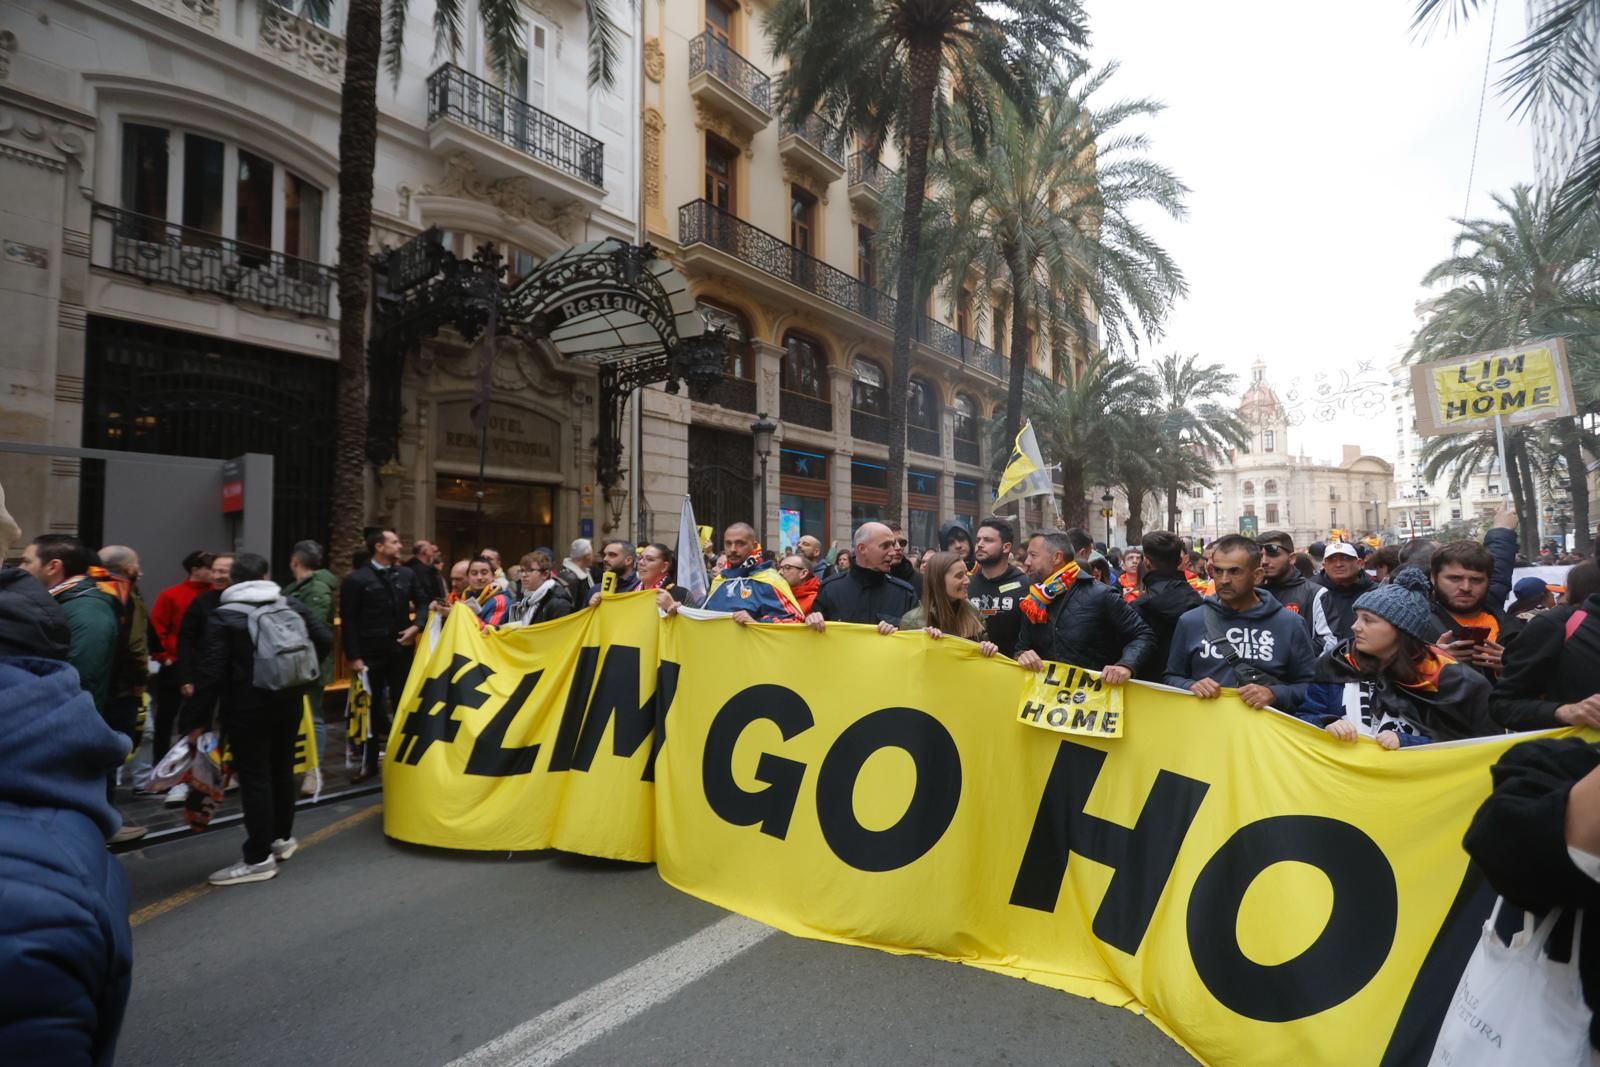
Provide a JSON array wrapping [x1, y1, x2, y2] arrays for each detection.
[[1086, 0, 1536, 464]]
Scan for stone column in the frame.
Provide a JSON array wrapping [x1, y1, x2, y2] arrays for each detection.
[[827, 365, 855, 546], [753, 340, 784, 419]]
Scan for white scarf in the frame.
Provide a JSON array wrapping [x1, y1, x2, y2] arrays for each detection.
[[514, 577, 557, 625]]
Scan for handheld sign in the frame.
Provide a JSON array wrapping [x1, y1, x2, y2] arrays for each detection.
[[601, 570, 618, 595], [1016, 661, 1124, 738], [1411, 339, 1574, 437]]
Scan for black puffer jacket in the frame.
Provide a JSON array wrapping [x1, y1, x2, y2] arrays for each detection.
[[1464, 738, 1600, 1050], [1016, 571, 1155, 674], [1264, 571, 1334, 652], [813, 566, 918, 626], [513, 581, 575, 627], [184, 580, 333, 728], [1491, 595, 1600, 731], [1131, 569, 1201, 681], [340, 561, 428, 661]]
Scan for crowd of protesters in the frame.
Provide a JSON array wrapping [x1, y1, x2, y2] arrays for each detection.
[[6, 461, 1600, 1064]]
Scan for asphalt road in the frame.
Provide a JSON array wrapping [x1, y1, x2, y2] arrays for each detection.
[[116, 795, 1193, 1066]]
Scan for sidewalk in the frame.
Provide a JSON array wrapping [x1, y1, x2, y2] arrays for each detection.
[[114, 697, 380, 846]]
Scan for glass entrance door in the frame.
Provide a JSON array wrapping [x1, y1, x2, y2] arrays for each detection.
[[435, 475, 556, 568]]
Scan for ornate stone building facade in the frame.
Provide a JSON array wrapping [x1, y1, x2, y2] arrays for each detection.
[[0, 0, 639, 569]]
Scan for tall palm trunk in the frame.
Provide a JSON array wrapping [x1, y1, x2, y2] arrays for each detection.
[[1559, 417, 1592, 553], [1003, 250, 1030, 446], [1123, 486, 1146, 545], [329, 0, 382, 577], [884, 38, 941, 527], [1514, 433, 1541, 551], [1164, 483, 1179, 533], [1060, 458, 1086, 528]]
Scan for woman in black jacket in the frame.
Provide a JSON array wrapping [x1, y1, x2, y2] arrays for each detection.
[[511, 553, 575, 627]]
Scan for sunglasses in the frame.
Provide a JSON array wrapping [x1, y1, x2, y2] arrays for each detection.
[[1260, 544, 1290, 557], [894, 539, 908, 547]]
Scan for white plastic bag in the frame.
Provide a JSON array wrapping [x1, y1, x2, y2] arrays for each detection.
[[1429, 898, 1591, 1066]]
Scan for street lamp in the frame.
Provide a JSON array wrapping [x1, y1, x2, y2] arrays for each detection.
[[1100, 491, 1115, 547], [750, 411, 777, 556]]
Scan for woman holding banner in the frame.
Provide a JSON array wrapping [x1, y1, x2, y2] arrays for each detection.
[[1294, 567, 1494, 746], [900, 552, 1000, 657]]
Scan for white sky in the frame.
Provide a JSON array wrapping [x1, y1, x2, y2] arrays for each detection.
[[1087, 0, 1536, 464]]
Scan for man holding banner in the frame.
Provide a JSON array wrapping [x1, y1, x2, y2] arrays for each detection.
[[1013, 529, 1153, 681]]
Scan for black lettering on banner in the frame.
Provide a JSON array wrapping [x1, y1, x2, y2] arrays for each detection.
[[1009, 741, 1209, 956], [546, 646, 676, 780], [1186, 815, 1397, 1022], [464, 669, 544, 777], [703, 684, 813, 839], [814, 707, 962, 873], [392, 653, 494, 765]]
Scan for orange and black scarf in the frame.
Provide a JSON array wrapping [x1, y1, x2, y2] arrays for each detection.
[[1020, 561, 1080, 623]]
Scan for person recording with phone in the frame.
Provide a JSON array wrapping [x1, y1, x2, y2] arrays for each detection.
[[1429, 516, 1517, 682]]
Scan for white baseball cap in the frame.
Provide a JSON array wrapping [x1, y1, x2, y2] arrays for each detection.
[[1323, 541, 1359, 559]]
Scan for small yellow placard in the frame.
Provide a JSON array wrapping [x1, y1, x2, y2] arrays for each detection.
[[1015, 661, 1124, 738]]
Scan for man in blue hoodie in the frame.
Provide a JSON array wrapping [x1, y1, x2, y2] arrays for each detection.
[[1164, 534, 1318, 711], [0, 563, 133, 1066]]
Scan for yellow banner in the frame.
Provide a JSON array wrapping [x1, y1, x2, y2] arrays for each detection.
[[1412, 339, 1574, 436], [386, 595, 1572, 1065]]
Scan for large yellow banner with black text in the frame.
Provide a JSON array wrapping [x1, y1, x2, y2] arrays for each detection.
[[385, 594, 1565, 1065]]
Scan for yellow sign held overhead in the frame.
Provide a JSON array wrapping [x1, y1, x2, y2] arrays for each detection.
[[1412, 338, 1575, 436]]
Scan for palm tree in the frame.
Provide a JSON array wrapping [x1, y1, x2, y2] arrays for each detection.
[[1413, 0, 1600, 222], [1016, 354, 1155, 527], [1408, 185, 1600, 552], [1146, 354, 1247, 532], [328, 0, 626, 572], [912, 65, 1188, 447], [766, 0, 1089, 525]]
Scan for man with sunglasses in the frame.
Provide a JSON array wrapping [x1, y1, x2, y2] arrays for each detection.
[[884, 521, 921, 602], [1257, 531, 1335, 653]]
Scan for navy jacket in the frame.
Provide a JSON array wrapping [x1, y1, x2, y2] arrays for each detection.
[[0, 657, 133, 1066], [1163, 591, 1318, 709]]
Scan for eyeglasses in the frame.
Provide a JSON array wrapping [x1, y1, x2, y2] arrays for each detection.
[[894, 539, 908, 547], [1260, 544, 1290, 557], [779, 562, 806, 572]]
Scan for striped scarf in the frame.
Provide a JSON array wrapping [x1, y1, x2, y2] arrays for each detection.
[[1020, 561, 1080, 623]]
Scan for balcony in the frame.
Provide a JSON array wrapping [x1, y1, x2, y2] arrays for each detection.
[[781, 390, 833, 432], [91, 203, 333, 318], [258, 2, 344, 86], [681, 199, 895, 330], [954, 437, 980, 466], [779, 113, 846, 185], [852, 408, 890, 446], [687, 31, 771, 135], [717, 376, 758, 414], [908, 423, 941, 457], [426, 64, 604, 196], [848, 152, 892, 212]]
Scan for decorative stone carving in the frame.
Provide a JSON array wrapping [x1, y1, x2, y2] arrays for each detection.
[[642, 107, 665, 209], [692, 99, 753, 158], [782, 161, 829, 206], [422, 152, 590, 239], [258, 4, 346, 83], [643, 37, 665, 82], [0, 29, 16, 81], [0, 103, 90, 172]]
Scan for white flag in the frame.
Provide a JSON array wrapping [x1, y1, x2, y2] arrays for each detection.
[[677, 495, 709, 606]]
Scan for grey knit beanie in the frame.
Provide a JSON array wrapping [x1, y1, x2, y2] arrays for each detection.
[[1353, 567, 1437, 644]]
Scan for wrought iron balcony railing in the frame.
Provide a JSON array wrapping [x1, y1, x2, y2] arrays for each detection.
[[851, 408, 891, 445], [93, 203, 333, 317], [688, 31, 771, 114], [718, 376, 758, 413], [427, 64, 604, 187], [954, 437, 981, 466], [781, 389, 833, 432], [908, 423, 941, 457], [681, 199, 895, 330], [786, 113, 846, 167], [848, 152, 892, 192]]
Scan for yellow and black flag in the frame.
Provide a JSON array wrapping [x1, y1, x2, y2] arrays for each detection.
[[993, 421, 1057, 508]]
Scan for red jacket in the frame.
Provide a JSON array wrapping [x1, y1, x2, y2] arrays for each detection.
[[148, 579, 209, 664]]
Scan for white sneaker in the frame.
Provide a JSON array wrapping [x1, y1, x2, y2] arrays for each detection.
[[207, 856, 278, 886], [164, 783, 189, 807], [270, 837, 299, 861], [109, 822, 148, 845]]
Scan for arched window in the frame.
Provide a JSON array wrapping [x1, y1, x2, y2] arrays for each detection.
[[908, 376, 939, 430], [952, 393, 977, 442], [1264, 430, 1276, 452], [1243, 481, 1255, 495], [1264, 479, 1277, 495], [851, 357, 886, 414], [697, 299, 752, 380], [781, 331, 827, 398]]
